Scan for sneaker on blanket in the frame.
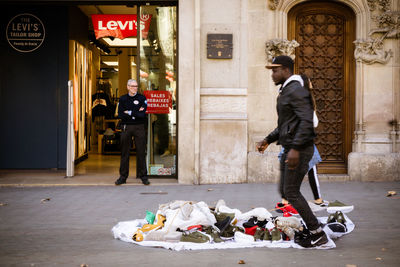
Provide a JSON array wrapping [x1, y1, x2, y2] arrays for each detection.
[[253, 227, 265, 241], [203, 226, 223, 243], [275, 202, 285, 213], [270, 227, 282, 242], [275, 216, 302, 230], [243, 216, 268, 228], [180, 231, 210, 243], [214, 216, 232, 233], [327, 222, 347, 233], [295, 230, 328, 248], [275, 202, 298, 216], [314, 198, 329, 207], [327, 200, 354, 214], [335, 211, 346, 224]]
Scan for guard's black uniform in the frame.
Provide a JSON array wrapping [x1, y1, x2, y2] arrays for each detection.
[[118, 93, 147, 180]]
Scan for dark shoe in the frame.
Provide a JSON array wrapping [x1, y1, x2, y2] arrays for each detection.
[[140, 176, 150, 185], [214, 216, 232, 233], [295, 230, 328, 248], [327, 222, 347, 233], [115, 177, 127, 185]]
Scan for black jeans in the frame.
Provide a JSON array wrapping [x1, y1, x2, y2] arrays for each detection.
[[279, 145, 320, 231], [119, 124, 147, 179]]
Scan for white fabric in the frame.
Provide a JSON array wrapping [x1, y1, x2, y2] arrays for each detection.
[[112, 200, 354, 251]]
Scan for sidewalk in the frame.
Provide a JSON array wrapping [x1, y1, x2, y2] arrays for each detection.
[[0, 179, 399, 266], [0, 169, 178, 186]]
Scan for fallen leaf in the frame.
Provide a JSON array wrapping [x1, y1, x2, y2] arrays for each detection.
[[0, 202, 8, 206], [81, 264, 88, 267], [345, 265, 357, 267], [207, 188, 214, 191], [381, 248, 386, 251], [376, 257, 382, 261], [41, 198, 51, 203], [238, 259, 245, 264], [386, 191, 397, 197]]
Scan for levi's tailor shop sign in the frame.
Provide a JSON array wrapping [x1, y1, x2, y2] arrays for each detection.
[[6, 13, 45, 53], [144, 91, 172, 114], [91, 14, 152, 39]]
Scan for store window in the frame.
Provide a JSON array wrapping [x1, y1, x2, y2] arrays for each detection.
[[139, 4, 177, 177], [74, 2, 177, 177]]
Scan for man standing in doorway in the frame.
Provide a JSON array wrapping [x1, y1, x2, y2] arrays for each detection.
[[115, 79, 150, 186], [257, 56, 328, 248]]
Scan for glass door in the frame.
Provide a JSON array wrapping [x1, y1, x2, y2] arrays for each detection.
[[139, 4, 177, 177]]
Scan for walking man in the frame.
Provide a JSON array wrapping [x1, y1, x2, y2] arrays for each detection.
[[257, 56, 328, 247], [115, 79, 150, 186]]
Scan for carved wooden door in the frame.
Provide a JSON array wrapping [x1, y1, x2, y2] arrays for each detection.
[[288, 2, 355, 173]]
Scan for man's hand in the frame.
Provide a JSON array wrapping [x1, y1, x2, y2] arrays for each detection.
[[256, 140, 269, 154], [286, 149, 299, 170]]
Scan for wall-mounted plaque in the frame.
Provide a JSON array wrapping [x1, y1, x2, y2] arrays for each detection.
[[207, 34, 233, 59], [6, 13, 45, 53]]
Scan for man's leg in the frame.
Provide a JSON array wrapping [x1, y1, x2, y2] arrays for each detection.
[[132, 124, 149, 184], [119, 125, 133, 180], [283, 145, 320, 231], [279, 150, 287, 201]]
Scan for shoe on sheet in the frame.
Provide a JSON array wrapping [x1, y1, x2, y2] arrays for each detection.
[[270, 227, 282, 242], [180, 231, 210, 243], [327, 200, 354, 214], [327, 222, 347, 233], [295, 229, 328, 248]]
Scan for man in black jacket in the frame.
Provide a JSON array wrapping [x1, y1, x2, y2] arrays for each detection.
[[257, 56, 328, 248], [115, 79, 150, 186]]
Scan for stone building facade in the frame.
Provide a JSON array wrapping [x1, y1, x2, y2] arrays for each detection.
[[178, 0, 400, 184]]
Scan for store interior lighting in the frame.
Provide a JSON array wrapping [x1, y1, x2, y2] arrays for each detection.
[[103, 37, 150, 47], [102, 61, 137, 66]]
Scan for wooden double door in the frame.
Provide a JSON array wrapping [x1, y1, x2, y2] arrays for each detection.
[[288, 1, 355, 173]]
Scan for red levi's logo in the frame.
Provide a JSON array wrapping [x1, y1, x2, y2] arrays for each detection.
[[91, 14, 152, 39]]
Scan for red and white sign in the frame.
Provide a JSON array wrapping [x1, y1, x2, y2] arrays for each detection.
[[91, 14, 152, 40], [144, 90, 172, 114]]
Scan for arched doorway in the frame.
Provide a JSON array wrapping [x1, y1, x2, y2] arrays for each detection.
[[288, 1, 356, 174]]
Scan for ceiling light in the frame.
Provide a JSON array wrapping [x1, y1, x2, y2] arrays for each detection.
[[102, 37, 150, 47], [103, 61, 118, 66], [102, 61, 136, 66]]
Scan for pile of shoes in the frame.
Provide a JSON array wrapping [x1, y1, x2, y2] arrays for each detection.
[[112, 198, 354, 250]]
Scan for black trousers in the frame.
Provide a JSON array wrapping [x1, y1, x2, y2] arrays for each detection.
[[119, 124, 147, 179], [308, 165, 321, 200], [279, 145, 320, 231]]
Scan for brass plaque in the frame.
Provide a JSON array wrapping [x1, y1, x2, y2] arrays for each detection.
[[207, 34, 233, 59]]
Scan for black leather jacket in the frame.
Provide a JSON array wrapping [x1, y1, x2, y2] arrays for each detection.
[[265, 79, 315, 150]]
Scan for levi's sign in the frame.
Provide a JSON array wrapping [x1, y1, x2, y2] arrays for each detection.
[[91, 14, 151, 39], [6, 13, 45, 53]]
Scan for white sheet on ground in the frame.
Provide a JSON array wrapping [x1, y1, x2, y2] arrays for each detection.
[[112, 200, 354, 251]]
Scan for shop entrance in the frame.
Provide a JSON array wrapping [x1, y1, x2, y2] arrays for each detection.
[[69, 2, 177, 179]]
